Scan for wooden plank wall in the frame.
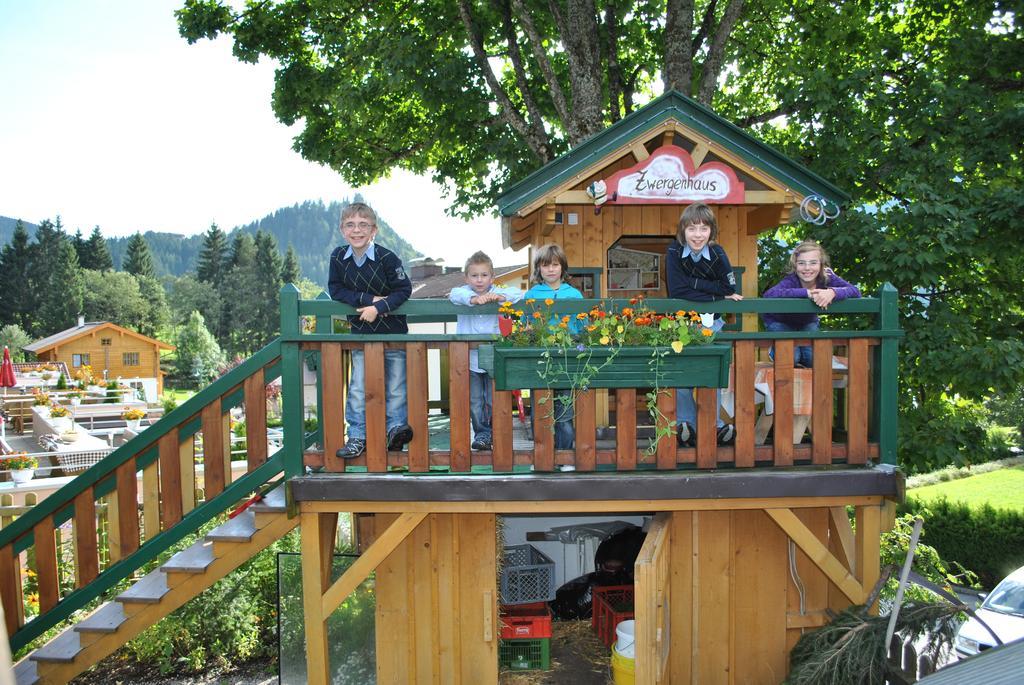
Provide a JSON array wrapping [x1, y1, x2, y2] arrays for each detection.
[[375, 513, 498, 685], [664, 508, 842, 684]]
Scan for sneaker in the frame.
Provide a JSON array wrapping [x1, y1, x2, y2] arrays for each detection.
[[676, 422, 695, 447], [717, 424, 736, 445], [337, 438, 365, 459], [471, 436, 492, 451], [387, 424, 414, 451]]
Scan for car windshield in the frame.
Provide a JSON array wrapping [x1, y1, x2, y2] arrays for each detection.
[[982, 578, 1024, 617]]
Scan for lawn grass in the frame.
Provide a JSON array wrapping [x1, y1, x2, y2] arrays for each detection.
[[160, 388, 196, 405], [908, 465, 1024, 511]]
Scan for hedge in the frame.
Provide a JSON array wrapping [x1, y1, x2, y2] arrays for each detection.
[[900, 497, 1024, 589]]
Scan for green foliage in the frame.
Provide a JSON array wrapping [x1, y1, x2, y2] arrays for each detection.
[[196, 223, 229, 287], [281, 244, 301, 285], [161, 394, 179, 415], [122, 233, 157, 279], [911, 465, 1024, 512], [879, 513, 978, 603], [81, 269, 150, 331], [55, 373, 67, 390], [78, 226, 114, 271], [38, 239, 84, 335], [900, 498, 1024, 589], [174, 311, 225, 385], [0, 324, 32, 361], [0, 221, 36, 331], [169, 274, 222, 329]]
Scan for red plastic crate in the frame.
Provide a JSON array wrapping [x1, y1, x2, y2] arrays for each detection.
[[500, 602, 553, 639], [591, 585, 634, 647]]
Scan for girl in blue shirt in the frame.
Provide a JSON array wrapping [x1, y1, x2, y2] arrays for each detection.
[[524, 244, 582, 450]]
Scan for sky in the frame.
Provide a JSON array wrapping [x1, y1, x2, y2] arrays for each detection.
[[0, 1, 524, 267]]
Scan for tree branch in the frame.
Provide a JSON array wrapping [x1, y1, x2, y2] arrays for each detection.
[[457, 0, 550, 161], [691, 0, 718, 55], [495, 0, 551, 151], [604, 1, 624, 121], [696, 0, 744, 104], [738, 104, 796, 127], [510, 0, 578, 139], [663, 0, 694, 94]]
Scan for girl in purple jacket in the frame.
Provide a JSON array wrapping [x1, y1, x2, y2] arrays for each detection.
[[762, 240, 861, 367]]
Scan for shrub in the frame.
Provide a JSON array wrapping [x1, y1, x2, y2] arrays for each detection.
[[55, 374, 68, 390], [900, 498, 1024, 589]]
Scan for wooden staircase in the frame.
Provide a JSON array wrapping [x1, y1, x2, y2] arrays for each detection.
[[13, 487, 295, 685]]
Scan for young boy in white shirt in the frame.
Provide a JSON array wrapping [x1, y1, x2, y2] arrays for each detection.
[[449, 251, 524, 450]]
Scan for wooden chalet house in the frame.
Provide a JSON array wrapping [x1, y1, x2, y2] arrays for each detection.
[[24, 318, 174, 398], [4, 91, 902, 685]]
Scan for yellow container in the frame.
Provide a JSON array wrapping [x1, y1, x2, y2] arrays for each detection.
[[611, 644, 635, 685]]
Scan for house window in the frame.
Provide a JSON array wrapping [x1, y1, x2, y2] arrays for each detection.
[[72, 353, 91, 367], [100, 338, 112, 346], [123, 352, 140, 367], [608, 246, 662, 291]]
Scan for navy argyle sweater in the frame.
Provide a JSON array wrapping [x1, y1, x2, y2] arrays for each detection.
[[666, 241, 737, 302], [328, 243, 412, 334]]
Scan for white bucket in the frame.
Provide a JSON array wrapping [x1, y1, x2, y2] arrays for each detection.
[[615, 619, 635, 659]]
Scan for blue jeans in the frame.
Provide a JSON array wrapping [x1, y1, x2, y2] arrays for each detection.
[[532, 389, 575, 449], [346, 349, 408, 440], [676, 388, 724, 429], [765, 320, 819, 367], [470, 371, 493, 442]]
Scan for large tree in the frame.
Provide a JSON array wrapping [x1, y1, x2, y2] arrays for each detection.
[[252, 230, 284, 350], [79, 226, 114, 271], [38, 240, 84, 334], [175, 310, 225, 385], [178, 0, 1024, 469], [81, 270, 151, 331]]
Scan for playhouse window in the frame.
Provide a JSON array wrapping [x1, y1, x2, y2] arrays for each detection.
[[608, 246, 662, 291], [72, 353, 90, 367], [122, 352, 140, 366]]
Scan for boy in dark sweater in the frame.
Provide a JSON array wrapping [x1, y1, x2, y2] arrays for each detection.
[[665, 203, 743, 447], [328, 202, 413, 458]]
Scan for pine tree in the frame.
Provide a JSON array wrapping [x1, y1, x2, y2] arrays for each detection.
[[123, 233, 157, 279], [81, 226, 113, 271], [220, 233, 258, 354], [136, 276, 172, 339], [196, 223, 228, 286], [281, 244, 301, 285], [0, 221, 35, 330], [38, 240, 84, 334], [72, 229, 87, 263], [253, 231, 284, 349], [28, 219, 70, 336]]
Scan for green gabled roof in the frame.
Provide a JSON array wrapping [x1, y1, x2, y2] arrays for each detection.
[[496, 90, 850, 217]]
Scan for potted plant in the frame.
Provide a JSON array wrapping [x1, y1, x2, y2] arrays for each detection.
[[48, 403, 73, 431], [122, 407, 147, 432], [2, 453, 38, 484], [32, 390, 51, 407], [68, 389, 83, 406]]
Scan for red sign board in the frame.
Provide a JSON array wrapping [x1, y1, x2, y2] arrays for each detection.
[[602, 145, 745, 205]]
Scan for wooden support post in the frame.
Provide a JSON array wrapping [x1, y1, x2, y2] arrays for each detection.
[[34, 517, 59, 613], [115, 459, 139, 558], [657, 389, 677, 469], [141, 461, 160, 542], [73, 488, 98, 588], [202, 401, 225, 497], [159, 431, 183, 529], [856, 504, 881, 612], [301, 512, 335, 685], [449, 342, 471, 472], [734, 340, 756, 467], [491, 390, 513, 472], [773, 341, 795, 465], [812, 339, 833, 464], [244, 368, 268, 469], [695, 387, 717, 469], [847, 338, 870, 463], [364, 343, 387, 472], [179, 436, 195, 514], [320, 342, 346, 472], [533, 390, 554, 472], [766, 508, 865, 605], [406, 342, 430, 472], [575, 389, 596, 471]]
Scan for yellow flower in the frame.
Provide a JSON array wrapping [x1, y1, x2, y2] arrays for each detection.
[[576, 312, 587, 320], [617, 325, 624, 333], [671, 340, 684, 353], [599, 336, 610, 345], [701, 328, 714, 337], [515, 310, 524, 317], [586, 325, 597, 332], [544, 298, 554, 306], [526, 299, 536, 304]]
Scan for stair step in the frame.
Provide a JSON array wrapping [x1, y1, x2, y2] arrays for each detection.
[[117, 569, 169, 604], [14, 657, 39, 685], [207, 510, 257, 542], [251, 484, 286, 513], [162, 540, 215, 574], [74, 601, 126, 634], [29, 628, 80, 664]]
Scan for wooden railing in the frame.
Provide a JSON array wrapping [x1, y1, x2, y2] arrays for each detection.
[[281, 283, 901, 474], [0, 341, 286, 652]]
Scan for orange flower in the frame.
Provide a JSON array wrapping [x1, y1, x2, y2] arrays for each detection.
[[526, 299, 536, 304], [586, 325, 597, 332], [532, 311, 542, 319], [561, 315, 570, 323], [701, 328, 714, 337], [544, 298, 554, 306], [676, 310, 687, 318], [558, 322, 568, 329], [576, 312, 587, 320], [621, 308, 633, 318], [690, 313, 701, 322], [629, 296, 639, 305]]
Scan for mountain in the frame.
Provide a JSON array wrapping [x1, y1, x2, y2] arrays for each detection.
[[1, 198, 423, 285]]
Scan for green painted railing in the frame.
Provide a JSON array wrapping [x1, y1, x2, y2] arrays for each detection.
[[1, 340, 289, 653], [279, 282, 901, 474]]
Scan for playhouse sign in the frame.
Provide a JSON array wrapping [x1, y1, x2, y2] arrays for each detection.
[[602, 145, 745, 205]]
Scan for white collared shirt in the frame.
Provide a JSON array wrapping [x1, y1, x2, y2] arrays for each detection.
[[343, 242, 376, 267], [682, 244, 711, 262]]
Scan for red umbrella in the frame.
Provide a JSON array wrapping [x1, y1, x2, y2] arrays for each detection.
[[0, 347, 16, 393]]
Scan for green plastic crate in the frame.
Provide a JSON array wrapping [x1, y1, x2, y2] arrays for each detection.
[[499, 637, 551, 671]]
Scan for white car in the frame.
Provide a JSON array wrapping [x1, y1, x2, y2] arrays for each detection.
[[954, 565, 1024, 659]]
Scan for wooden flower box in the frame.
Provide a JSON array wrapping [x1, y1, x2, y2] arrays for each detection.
[[476, 344, 732, 390]]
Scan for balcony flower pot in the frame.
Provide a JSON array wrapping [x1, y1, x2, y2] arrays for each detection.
[[476, 343, 732, 391], [10, 469, 34, 484], [125, 419, 141, 432]]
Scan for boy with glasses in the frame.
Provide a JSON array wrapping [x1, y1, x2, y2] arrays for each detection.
[[328, 202, 414, 458]]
